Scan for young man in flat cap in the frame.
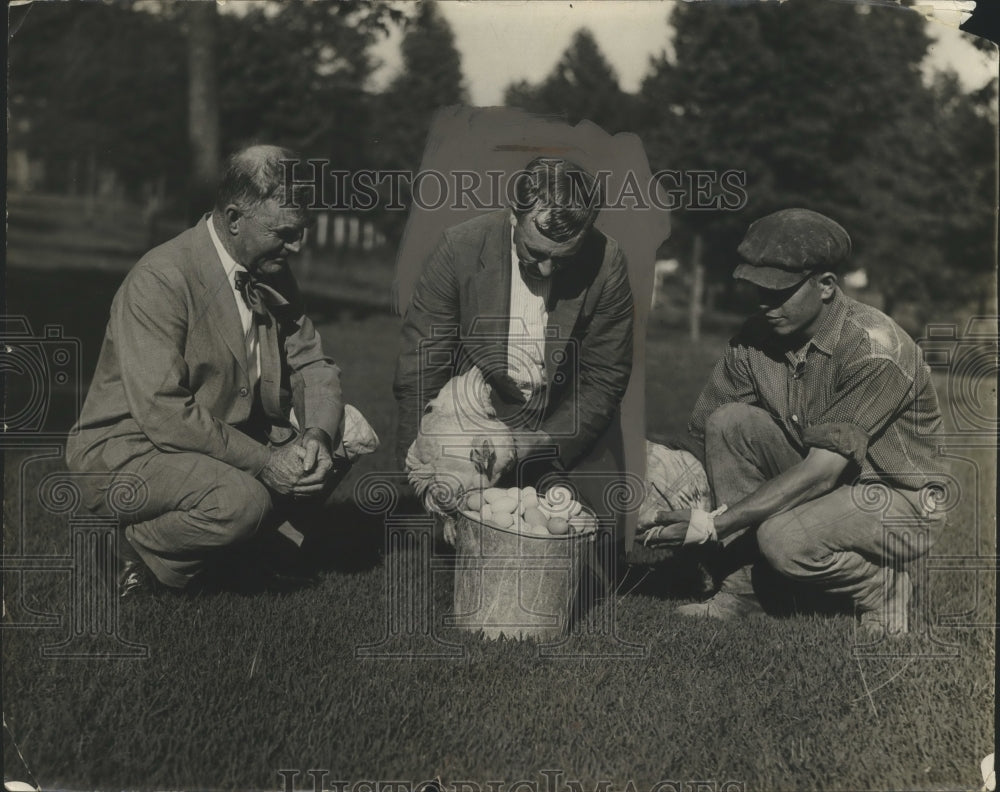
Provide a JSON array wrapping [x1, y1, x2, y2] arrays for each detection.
[[638, 208, 948, 636]]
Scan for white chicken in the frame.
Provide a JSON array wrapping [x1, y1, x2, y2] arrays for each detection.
[[638, 441, 713, 527], [405, 366, 517, 543]]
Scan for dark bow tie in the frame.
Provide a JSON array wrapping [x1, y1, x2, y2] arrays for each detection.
[[233, 271, 294, 325], [232, 269, 303, 435]]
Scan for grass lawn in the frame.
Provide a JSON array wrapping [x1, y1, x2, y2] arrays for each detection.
[[2, 266, 995, 791]]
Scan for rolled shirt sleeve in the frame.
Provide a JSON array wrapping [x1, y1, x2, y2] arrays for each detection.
[[802, 356, 915, 467]]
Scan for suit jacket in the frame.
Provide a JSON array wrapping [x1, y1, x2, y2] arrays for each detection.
[[393, 209, 634, 470], [66, 217, 343, 479]]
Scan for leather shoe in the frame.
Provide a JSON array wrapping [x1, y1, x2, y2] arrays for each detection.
[[88, 532, 162, 601], [117, 559, 159, 600]]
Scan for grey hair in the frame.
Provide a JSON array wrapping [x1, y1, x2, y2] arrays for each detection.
[[214, 144, 305, 214]]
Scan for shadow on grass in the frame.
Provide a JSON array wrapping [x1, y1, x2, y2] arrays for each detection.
[[623, 543, 854, 619], [623, 545, 719, 600], [198, 495, 409, 597], [300, 496, 398, 575]]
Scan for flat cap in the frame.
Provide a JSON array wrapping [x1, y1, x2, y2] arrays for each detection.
[[733, 208, 852, 290]]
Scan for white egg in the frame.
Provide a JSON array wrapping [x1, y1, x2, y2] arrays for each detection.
[[569, 514, 598, 535], [492, 510, 515, 529]]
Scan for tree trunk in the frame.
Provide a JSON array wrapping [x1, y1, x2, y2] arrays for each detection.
[[187, 1, 220, 224], [689, 232, 704, 343]]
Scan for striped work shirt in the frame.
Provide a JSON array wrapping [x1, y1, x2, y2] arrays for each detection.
[[689, 290, 947, 490]]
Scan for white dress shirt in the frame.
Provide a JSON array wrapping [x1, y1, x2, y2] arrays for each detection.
[[207, 218, 260, 390], [507, 214, 550, 401]]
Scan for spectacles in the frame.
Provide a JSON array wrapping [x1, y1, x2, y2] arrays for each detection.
[[242, 212, 312, 246]]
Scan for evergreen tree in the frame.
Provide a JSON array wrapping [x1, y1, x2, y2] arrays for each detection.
[[504, 29, 634, 134], [8, 1, 404, 207], [216, 2, 396, 170], [638, 0, 995, 330], [375, 2, 466, 172], [8, 2, 188, 196], [371, 1, 467, 239]]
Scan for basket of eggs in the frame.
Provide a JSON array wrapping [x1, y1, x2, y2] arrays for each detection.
[[449, 484, 599, 640]]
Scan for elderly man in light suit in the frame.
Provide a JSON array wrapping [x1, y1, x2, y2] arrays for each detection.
[[67, 145, 350, 596]]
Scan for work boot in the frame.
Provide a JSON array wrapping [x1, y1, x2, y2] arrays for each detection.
[[858, 568, 911, 638], [676, 564, 764, 620]]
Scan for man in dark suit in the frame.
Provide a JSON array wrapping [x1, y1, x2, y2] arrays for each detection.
[[394, 157, 634, 544], [67, 145, 346, 596]]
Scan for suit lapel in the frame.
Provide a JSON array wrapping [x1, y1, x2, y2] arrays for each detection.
[[470, 212, 513, 349], [465, 214, 601, 397], [192, 217, 248, 374], [543, 233, 602, 385]]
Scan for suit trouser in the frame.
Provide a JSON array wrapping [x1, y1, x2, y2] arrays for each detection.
[[705, 403, 945, 612], [108, 431, 351, 589], [110, 450, 276, 588]]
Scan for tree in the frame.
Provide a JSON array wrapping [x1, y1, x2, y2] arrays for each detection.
[[8, 1, 405, 212], [639, 3, 774, 338], [916, 70, 998, 315], [376, 1, 466, 171], [371, 1, 467, 240], [503, 29, 634, 134], [8, 2, 188, 197], [216, 2, 399, 169], [187, 1, 220, 222], [638, 0, 994, 333]]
